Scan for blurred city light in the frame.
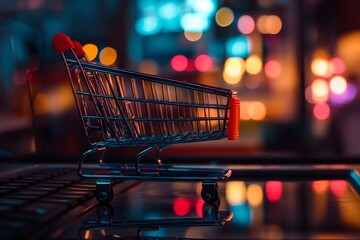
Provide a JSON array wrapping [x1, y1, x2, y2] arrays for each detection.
[[249, 101, 267, 120], [265, 181, 282, 202], [312, 180, 329, 194], [181, 13, 210, 32], [247, 184, 263, 207], [329, 75, 347, 94], [82, 43, 98, 61], [136, 16, 161, 35], [265, 60, 281, 78], [311, 57, 330, 77], [257, 15, 282, 34], [99, 47, 117, 66], [313, 103, 330, 120], [246, 54, 262, 75], [171, 54, 188, 71], [215, 7, 234, 27], [237, 15, 255, 34], [329, 57, 346, 75], [196, 198, 204, 217], [329, 82, 357, 105], [311, 78, 329, 103], [173, 197, 190, 216], [226, 36, 251, 58], [223, 57, 245, 84], [194, 54, 213, 72], [330, 180, 347, 196], [226, 181, 246, 205], [184, 31, 202, 41]]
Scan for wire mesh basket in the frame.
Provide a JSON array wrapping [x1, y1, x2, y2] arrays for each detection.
[[52, 33, 240, 204]]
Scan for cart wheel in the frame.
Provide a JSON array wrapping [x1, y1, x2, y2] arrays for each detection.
[[201, 181, 220, 204], [202, 202, 219, 223], [96, 204, 114, 224], [96, 184, 114, 203]]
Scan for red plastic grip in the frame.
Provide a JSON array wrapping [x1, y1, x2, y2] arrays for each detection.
[[72, 40, 86, 57], [52, 33, 74, 53], [228, 97, 240, 140]]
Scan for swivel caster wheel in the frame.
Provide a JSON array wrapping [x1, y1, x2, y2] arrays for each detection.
[[96, 180, 114, 204], [201, 181, 220, 205]]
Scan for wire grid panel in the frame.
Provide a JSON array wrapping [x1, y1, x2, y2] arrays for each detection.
[[68, 62, 230, 147]]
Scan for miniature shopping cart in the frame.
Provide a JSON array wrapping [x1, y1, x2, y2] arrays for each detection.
[[52, 33, 240, 204]]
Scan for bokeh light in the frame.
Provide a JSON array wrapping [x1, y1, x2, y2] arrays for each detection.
[[226, 36, 251, 58], [34, 92, 48, 115], [215, 7, 234, 27], [226, 181, 246, 205], [223, 57, 245, 84], [195, 54, 213, 72], [330, 180, 347, 196], [312, 180, 329, 194], [311, 57, 330, 77], [329, 82, 357, 105], [257, 15, 282, 34], [82, 43, 98, 61], [99, 47, 117, 66], [311, 78, 329, 103], [265, 181, 282, 202], [246, 55, 262, 75], [329, 57, 346, 75], [171, 54, 188, 71], [240, 101, 251, 120], [184, 31, 203, 42], [247, 184, 263, 207], [265, 60, 281, 78], [237, 15, 255, 34], [249, 101, 267, 120], [265, 15, 282, 34], [173, 197, 190, 216], [313, 103, 330, 120], [329, 75, 347, 94]]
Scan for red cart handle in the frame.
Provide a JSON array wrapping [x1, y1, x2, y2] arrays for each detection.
[[52, 33, 74, 53], [228, 97, 240, 140], [72, 40, 86, 57]]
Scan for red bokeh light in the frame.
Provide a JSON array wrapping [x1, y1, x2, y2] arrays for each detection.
[[265, 181, 282, 202], [195, 54, 213, 72], [171, 55, 188, 72], [173, 197, 191, 216]]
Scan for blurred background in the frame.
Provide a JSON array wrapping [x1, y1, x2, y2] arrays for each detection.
[[1, 0, 360, 160]]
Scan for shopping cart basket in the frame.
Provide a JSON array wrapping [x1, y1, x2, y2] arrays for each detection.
[[52, 33, 240, 204]]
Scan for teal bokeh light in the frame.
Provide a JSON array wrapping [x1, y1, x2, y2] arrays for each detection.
[[226, 36, 251, 58]]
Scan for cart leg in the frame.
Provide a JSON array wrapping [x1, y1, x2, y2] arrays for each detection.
[[201, 180, 220, 205], [96, 179, 114, 203]]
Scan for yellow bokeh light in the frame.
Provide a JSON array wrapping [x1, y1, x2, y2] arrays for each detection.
[[247, 184, 263, 207], [240, 101, 251, 120], [329, 75, 347, 94], [265, 15, 282, 34], [257, 15, 268, 34], [99, 47, 117, 66], [184, 31, 202, 42], [311, 58, 330, 77], [249, 101, 267, 120], [83, 43, 98, 61], [226, 181, 246, 205], [223, 57, 245, 84], [311, 79, 329, 103], [215, 7, 234, 27], [246, 55, 262, 74], [223, 70, 242, 85]]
